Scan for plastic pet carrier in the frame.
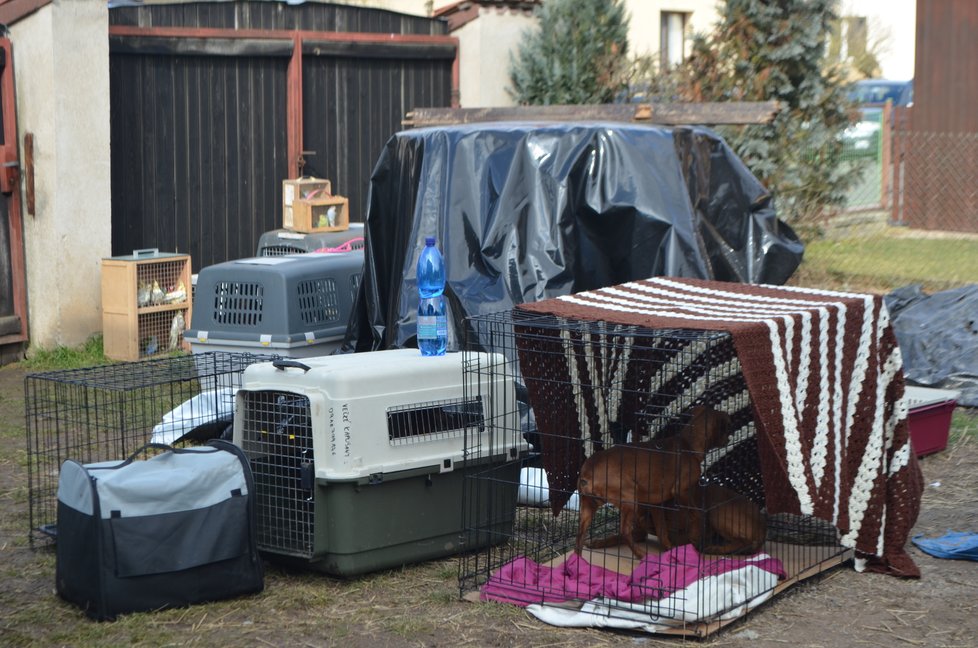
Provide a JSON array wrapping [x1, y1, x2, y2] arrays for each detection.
[[256, 224, 365, 256], [185, 251, 363, 358], [233, 349, 528, 576], [55, 440, 264, 620]]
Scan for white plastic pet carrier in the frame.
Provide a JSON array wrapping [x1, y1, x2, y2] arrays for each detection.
[[233, 349, 527, 575]]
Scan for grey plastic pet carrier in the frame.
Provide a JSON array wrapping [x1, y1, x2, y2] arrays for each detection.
[[256, 224, 365, 256], [185, 251, 363, 357]]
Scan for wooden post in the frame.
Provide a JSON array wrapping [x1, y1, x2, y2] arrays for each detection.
[[287, 34, 304, 180], [403, 102, 781, 128], [880, 100, 892, 212]]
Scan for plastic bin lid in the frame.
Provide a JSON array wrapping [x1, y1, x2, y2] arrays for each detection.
[[905, 385, 960, 409]]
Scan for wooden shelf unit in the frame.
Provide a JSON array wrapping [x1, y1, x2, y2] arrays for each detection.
[[101, 251, 193, 361]]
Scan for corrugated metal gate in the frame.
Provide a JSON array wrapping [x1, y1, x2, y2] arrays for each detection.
[[109, 1, 456, 269]]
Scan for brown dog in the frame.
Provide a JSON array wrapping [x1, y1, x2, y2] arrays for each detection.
[[574, 405, 732, 559], [665, 483, 767, 555]]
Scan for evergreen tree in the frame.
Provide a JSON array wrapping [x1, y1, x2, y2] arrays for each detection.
[[508, 0, 630, 105], [677, 0, 856, 227]]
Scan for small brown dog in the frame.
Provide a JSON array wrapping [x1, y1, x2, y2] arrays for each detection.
[[665, 483, 767, 555], [574, 405, 732, 559]]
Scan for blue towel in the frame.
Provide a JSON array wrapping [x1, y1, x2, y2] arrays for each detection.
[[911, 531, 978, 561]]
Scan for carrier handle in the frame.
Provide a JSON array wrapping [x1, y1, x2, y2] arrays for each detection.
[[132, 248, 159, 257], [273, 358, 311, 373], [85, 442, 219, 472]]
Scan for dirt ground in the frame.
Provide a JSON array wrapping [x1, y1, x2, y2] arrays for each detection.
[[2, 362, 976, 648]]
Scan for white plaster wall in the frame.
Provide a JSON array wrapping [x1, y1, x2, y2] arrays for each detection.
[[448, 1, 718, 107], [625, 0, 719, 62], [11, 0, 112, 351], [457, 8, 538, 107]]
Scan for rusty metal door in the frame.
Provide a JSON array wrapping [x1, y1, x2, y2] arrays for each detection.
[[0, 37, 28, 355]]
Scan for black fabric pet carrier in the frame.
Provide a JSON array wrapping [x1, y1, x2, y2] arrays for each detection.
[[55, 440, 264, 620]]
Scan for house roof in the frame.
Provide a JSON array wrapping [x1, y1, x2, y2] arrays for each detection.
[[0, 0, 50, 26], [434, 0, 540, 32]]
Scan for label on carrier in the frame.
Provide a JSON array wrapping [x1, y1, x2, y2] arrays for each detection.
[[417, 315, 448, 339]]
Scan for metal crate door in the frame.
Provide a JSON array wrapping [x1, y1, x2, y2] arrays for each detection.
[[239, 390, 315, 558]]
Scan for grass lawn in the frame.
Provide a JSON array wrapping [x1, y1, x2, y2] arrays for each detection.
[[794, 228, 978, 293]]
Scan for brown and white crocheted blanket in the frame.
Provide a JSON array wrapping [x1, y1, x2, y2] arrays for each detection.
[[515, 277, 923, 577]]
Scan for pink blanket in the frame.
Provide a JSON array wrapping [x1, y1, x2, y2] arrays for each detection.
[[481, 545, 785, 607]]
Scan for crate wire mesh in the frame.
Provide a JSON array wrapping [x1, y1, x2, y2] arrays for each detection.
[[134, 257, 192, 358], [138, 309, 189, 356], [460, 309, 850, 636], [238, 389, 315, 558], [25, 352, 275, 545], [135, 259, 186, 302]]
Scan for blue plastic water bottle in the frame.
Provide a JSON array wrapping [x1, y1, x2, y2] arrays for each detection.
[[417, 236, 447, 356]]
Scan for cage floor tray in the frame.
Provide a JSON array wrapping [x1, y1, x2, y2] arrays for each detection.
[[465, 536, 851, 637]]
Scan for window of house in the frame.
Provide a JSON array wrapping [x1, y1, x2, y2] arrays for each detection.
[[660, 11, 689, 69]]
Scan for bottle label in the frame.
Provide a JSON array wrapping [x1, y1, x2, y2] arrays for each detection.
[[418, 315, 448, 339]]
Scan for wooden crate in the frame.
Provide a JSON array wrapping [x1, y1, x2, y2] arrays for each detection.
[[283, 177, 332, 229], [101, 250, 193, 361], [288, 195, 350, 233]]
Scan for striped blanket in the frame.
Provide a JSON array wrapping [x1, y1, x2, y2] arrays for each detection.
[[515, 277, 923, 577]]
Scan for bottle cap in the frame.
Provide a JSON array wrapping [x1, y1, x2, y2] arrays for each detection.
[[425, 236, 436, 246]]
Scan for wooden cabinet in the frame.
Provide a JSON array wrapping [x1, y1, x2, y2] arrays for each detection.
[[101, 250, 193, 360]]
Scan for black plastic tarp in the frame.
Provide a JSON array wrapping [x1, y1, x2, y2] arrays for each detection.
[[885, 284, 978, 407], [342, 121, 803, 352]]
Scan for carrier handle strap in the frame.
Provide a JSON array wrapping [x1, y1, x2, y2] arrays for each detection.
[[86, 442, 219, 472], [273, 358, 311, 373]]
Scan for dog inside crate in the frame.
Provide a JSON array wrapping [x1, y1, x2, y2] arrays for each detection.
[[460, 310, 851, 635]]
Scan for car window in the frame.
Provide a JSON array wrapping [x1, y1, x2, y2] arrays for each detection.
[[849, 81, 912, 106]]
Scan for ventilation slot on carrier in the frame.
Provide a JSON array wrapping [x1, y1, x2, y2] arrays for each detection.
[[213, 282, 264, 327], [387, 397, 484, 446], [296, 278, 340, 325]]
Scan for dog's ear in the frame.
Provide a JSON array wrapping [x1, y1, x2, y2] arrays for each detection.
[[687, 406, 733, 450]]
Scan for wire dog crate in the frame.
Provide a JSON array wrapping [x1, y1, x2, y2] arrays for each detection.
[[459, 309, 850, 637], [25, 352, 275, 545]]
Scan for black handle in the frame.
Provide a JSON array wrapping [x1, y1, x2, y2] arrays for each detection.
[[273, 358, 311, 373]]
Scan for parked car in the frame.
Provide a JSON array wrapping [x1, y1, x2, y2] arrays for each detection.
[[842, 106, 883, 159], [841, 79, 912, 159], [846, 79, 914, 107]]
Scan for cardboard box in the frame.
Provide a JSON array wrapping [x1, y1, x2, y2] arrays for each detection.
[[905, 386, 960, 456], [288, 195, 350, 233], [283, 177, 332, 229]]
